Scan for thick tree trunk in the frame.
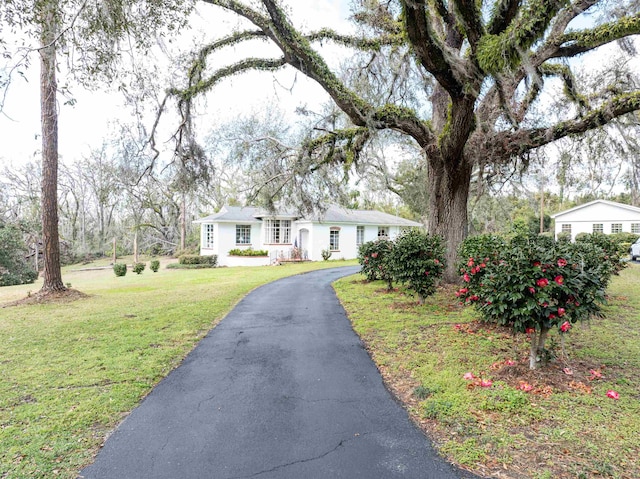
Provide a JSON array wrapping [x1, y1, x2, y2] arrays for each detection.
[[39, 8, 66, 294], [427, 158, 473, 283]]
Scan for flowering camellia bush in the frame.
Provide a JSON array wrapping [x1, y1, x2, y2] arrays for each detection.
[[457, 234, 623, 369], [386, 229, 446, 303], [357, 239, 394, 289]]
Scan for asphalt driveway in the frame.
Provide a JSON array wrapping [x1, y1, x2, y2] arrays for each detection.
[[79, 266, 481, 479]]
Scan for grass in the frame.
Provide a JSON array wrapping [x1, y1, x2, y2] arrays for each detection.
[[334, 264, 640, 479], [0, 258, 356, 479]]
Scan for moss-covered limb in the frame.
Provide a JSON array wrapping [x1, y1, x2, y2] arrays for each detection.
[[203, 0, 272, 31], [352, 3, 403, 35], [401, 0, 465, 98], [552, 13, 640, 58], [372, 104, 435, 149], [504, 90, 640, 155], [487, 0, 520, 35], [169, 57, 286, 101], [437, 95, 477, 166], [538, 62, 588, 108], [476, 0, 568, 74], [451, 0, 484, 51], [303, 127, 371, 171], [306, 28, 404, 51]]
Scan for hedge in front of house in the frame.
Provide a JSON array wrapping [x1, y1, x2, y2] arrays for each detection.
[[178, 254, 218, 266], [228, 248, 268, 257]]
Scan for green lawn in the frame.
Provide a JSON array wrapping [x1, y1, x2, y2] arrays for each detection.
[[0, 259, 356, 478], [334, 264, 640, 479]]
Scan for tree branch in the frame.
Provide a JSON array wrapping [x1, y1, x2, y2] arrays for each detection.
[[306, 28, 403, 51], [401, 0, 464, 97], [451, 0, 484, 52], [487, 0, 520, 35]]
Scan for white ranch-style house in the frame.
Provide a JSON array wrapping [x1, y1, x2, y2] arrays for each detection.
[[195, 205, 422, 266], [551, 199, 640, 241]]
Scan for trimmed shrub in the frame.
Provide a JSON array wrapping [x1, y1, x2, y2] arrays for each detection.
[[132, 262, 146, 274], [456, 234, 622, 369], [166, 263, 217, 270], [150, 260, 160, 272], [228, 248, 268, 256], [357, 239, 394, 289], [179, 254, 217, 267], [575, 233, 626, 275], [386, 230, 446, 302], [321, 248, 332, 261], [113, 263, 127, 277]]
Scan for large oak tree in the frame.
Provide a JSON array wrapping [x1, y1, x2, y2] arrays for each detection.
[[171, 0, 640, 280]]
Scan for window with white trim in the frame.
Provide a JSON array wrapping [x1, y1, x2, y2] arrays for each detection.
[[632, 223, 640, 234], [378, 226, 389, 239], [356, 226, 364, 246], [204, 224, 215, 248], [329, 227, 340, 251], [561, 224, 571, 235], [593, 223, 603, 234], [264, 219, 291, 244], [235, 225, 251, 244], [611, 223, 622, 234]]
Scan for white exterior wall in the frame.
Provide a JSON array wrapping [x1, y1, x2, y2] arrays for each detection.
[[201, 222, 264, 266], [554, 203, 640, 240]]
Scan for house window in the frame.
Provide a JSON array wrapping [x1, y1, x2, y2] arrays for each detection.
[[632, 223, 640, 234], [235, 225, 251, 244], [593, 224, 603, 234], [611, 223, 622, 234], [204, 224, 215, 248], [356, 226, 364, 246], [329, 227, 340, 251], [264, 219, 291, 244], [378, 227, 389, 239]]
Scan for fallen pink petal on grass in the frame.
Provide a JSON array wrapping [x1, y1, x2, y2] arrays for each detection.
[[463, 372, 476, 380], [606, 390, 620, 400], [563, 367, 574, 375], [518, 382, 533, 392], [480, 379, 493, 388]]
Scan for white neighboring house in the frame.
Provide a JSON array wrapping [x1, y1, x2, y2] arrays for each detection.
[[194, 205, 423, 266], [550, 199, 640, 241]]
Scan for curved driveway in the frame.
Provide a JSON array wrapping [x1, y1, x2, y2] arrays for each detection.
[[80, 266, 480, 479]]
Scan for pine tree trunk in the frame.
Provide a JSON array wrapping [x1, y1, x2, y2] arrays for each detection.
[[180, 194, 186, 251], [39, 7, 66, 294], [427, 158, 473, 283]]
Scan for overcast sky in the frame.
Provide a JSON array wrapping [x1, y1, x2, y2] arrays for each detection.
[[0, 1, 352, 168]]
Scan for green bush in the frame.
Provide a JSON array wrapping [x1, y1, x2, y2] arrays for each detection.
[[228, 248, 268, 256], [575, 233, 626, 276], [357, 239, 394, 289], [556, 231, 571, 242], [0, 222, 38, 287], [113, 263, 127, 277], [150, 259, 160, 272], [166, 263, 217, 270], [456, 234, 622, 369], [386, 230, 446, 302], [321, 248, 332, 261], [132, 262, 146, 274], [179, 254, 217, 266]]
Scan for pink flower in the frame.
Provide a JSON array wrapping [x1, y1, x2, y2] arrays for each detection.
[[563, 367, 573, 375], [463, 273, 471, 282], [542, 302, 549, 308], [479, 263, 486, 268], [371, 252, 378, 259], [557, 258, 567, 267], [425, 271, 429, 275], [480, 379, 493, 388], [469, 295, 479, 301], [518, 382, 533, 392], [558, 307, 566, 317], [548, 313, 556, 320], [606, 390, 620, 400], [468, 258, 474, 267], [504, 360, 515, 366], [533, 261, 541, 267], [554, 275, 564, 285], [454, 324, 463, 331], [463, 372, 476, 380], [525, 327, 535, 335], [536, 278, 549, 288], [529, 287, 536, 294], [560, 321, 571, 333], [589, 369, 603, 380], [434, 259, 440, 265]]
